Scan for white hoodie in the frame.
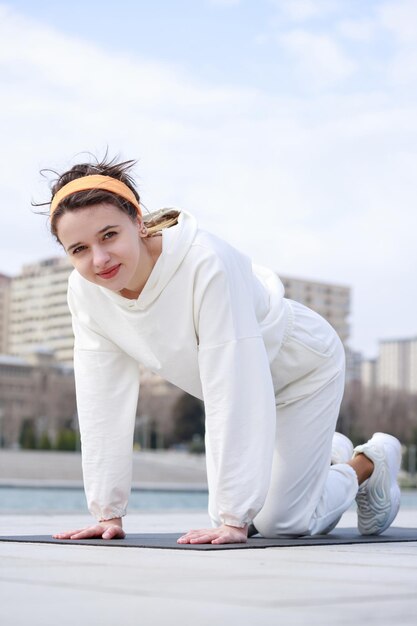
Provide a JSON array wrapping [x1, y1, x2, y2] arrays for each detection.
[[67, 210, 290, 527]]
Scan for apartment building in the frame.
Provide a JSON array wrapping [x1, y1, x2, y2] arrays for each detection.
[[344, 347, 362, 383], [0, 273, 11, 354], [1, 255, 356, 447], [0, 350, 76, 448], [361, 358, 377, 389], [9, 256, 74, 364], [6, 257, 351, 364], [0, 347, 182, 449], [280, 275, 351, 345], [377, 337, 417, 394]]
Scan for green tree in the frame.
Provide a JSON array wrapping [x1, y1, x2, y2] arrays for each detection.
[[172, 392, 205, 448], [38, 431, 52, 450], [19, 419, 37, 450], [55, 428, 77, 451]]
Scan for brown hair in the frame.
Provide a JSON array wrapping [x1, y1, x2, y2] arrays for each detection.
[[35, 154, 179, 241]]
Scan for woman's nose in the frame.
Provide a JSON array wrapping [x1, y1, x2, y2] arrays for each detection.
[[92, 246, 111, 268]]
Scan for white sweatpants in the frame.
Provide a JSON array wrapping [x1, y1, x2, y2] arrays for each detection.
[[253, 299, 358, 537], [253, 301, 358, 537]]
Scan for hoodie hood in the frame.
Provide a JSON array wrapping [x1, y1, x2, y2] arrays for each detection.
[[99, 210, 198, 310]]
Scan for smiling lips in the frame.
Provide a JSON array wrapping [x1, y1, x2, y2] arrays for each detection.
[[97, 264, 121, 279]]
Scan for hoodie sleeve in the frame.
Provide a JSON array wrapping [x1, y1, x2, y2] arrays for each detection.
[[68, 284, 140, 522], [193, 246, 276, 528]]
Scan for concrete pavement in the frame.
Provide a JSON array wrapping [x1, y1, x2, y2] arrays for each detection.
[[1, 508, 416, 626], [0, 449, 208, 488]]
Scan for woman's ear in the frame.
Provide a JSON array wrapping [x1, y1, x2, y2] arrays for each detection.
[[138, 220, 149, 238]]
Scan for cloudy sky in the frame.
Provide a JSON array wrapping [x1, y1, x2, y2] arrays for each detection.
[[0, 0, 416, 358]]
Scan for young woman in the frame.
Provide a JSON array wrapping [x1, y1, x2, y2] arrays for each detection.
[[43, 156, 401, 545]]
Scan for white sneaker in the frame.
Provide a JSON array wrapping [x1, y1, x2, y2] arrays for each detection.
[[331, 432, 354, 464], [353, 433, 401, 535]]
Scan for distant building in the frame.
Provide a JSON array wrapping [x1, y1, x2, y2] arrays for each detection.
[[0, 351, 181, 449], [0, 273, 11, 354], [6, 257, 351, 363], [377, 337, 417, 394], [9, 257, 74, 364], [280, 275, 350, 345], [0, 255, 357, 449], [136, 364, 183, 447], [361, 358, 377, 389], [0, 350, 76, 448], [345, 347, 362, 383]]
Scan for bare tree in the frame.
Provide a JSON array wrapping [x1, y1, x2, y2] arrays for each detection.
[[338, 382, 417, 445]]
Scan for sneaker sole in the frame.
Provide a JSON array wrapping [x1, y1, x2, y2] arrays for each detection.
[[357, 434, 401, 535]]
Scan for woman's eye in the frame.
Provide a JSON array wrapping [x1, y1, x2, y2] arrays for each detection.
[[72, 246, 86, 255], [103, 231, 117, 240]]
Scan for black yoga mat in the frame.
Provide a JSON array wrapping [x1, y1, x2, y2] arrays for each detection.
[[0, 527, 416, 550]]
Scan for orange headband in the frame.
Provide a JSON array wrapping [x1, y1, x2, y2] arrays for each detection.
[[50, 174, 142, 217]]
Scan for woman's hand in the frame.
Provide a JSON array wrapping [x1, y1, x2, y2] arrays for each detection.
[[53, 518, 125, 540], [177, 523, 248, 545]]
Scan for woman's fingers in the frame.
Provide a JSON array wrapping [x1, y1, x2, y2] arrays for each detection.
[[53, 529, 83, 539], [180, 533, 219, 544], [102, 526, 126, 540], [177, 525, 248, 545], [53, 524, 125, 540], [177, 529, 203, 543], [177, 529, 202, 540], [177, 528, 222, 544], [189, 532, 214, 544], [68, 525, 103, 539]]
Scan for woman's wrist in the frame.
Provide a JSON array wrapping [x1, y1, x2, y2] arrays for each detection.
[[100, 517, 123, 527], [223, 521, 249, 530], [224, 523, 249, 536]]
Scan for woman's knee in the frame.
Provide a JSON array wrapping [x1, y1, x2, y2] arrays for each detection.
[[254, 511, 311, 538]]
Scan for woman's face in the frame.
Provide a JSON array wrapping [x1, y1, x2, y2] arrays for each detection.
[[57, 202, 151, 293]]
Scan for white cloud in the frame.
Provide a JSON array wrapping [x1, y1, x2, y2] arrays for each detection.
[[273, 0, 318, 21], [0, 4, 416, 357], [269, 0, 340, 22], [337, 18, 376, 42], [279, 30, 356, 86], [208, 0, 241, 5], [379, 0, 417, 45], [376, 0, 417, 85]]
